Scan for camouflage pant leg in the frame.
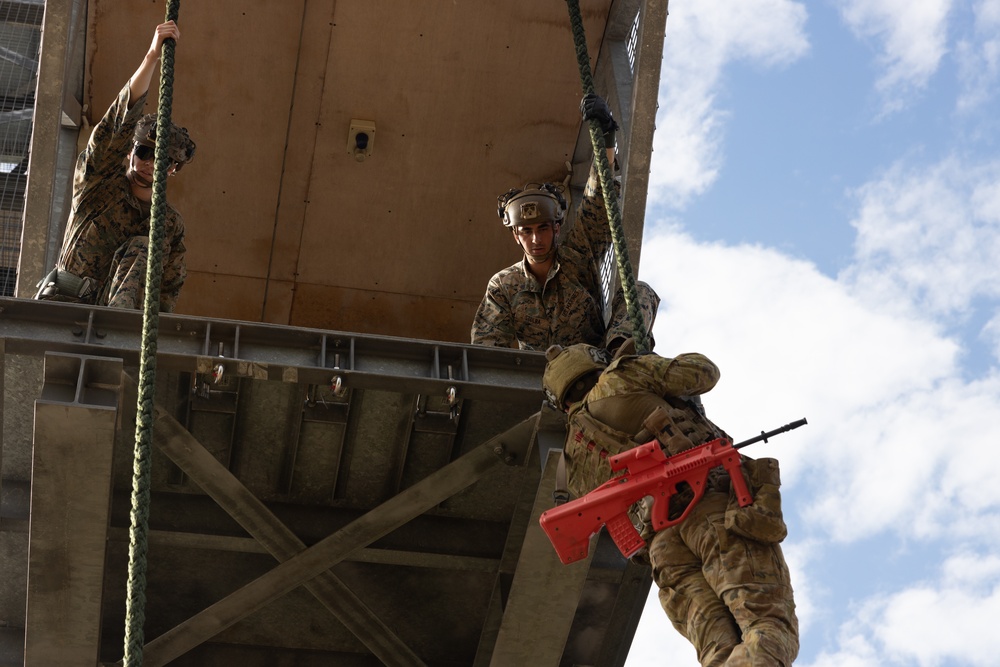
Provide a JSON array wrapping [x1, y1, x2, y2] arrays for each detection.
[[100, 236, 149, 310], [720, 580, 799, 667], [673, 491, 798, 666], [604, 280, 660, 348], [650, 520, 740, 667]]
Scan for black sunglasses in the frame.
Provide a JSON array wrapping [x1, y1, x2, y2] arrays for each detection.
[[133, 144, 156, 161]]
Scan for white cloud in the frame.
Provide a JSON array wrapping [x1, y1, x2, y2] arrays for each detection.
[[780, 539, 820, 632], [839, 0, 954, 115], [874, 585, 1000, 666], [798, 633, 883, 667], [956, 0, 1000, 112], [798, 551, 1000, 667], [641, 228, 954, 438], [640, 219, 1000, 547], [649, 0, 808, 208], [941, 551, 1000, 585], [634, 222, 1000, 664], [803, 372, 1000, 543], [842, 157, 1000, 320], [625, 6, 1000, 663], [623, 592, 700, 666], [982, 313, 1000, 360]]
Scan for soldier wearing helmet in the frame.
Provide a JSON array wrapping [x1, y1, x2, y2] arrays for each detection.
[[542, 343, 799, 666], [39, 21, 195, 312], [470, 93, 659, 352]]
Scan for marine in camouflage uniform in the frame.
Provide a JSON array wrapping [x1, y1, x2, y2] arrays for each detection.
[[543, 344, 799, 667], [53, 21, 194, 313], [471, 93, 659, 351]]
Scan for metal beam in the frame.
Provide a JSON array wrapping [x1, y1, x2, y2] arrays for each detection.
[[0, 298, 545, 406], [488, 450, 595, 667], [24, 353, 121, 666], [472, 443, 544, 666], [596, 559, 653, 667], [619, 0, 669, 271], [122, 373, 428, 667], [133, 415, 539, 667]]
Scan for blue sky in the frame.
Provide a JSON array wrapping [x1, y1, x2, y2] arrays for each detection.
[[623, 1, 1000, 665]]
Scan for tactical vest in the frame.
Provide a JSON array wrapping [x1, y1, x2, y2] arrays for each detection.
[[563, 405, 636, 498], [564, 396, 725, 496], [565, 392, 787, 544], [638, 398, 728, 456]]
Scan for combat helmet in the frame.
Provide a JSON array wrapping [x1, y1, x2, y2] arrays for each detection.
[[497, 183, 567, 229], [134, 114, 197, 171], [543, 344, 609, 409]]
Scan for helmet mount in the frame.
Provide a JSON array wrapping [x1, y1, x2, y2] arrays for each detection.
[[497, 183, 567, 230]]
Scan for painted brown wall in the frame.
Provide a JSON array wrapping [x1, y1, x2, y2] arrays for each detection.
[[85, 0, 613, 343]]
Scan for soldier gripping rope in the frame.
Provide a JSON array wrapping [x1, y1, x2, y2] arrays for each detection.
[[541, 342, 800, 667], [471, 94, 658, 352], [36, 21, 195, 312]]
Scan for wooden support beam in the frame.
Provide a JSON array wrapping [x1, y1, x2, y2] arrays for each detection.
[[488, 450, 594, 667], [25, 353, 121, 666], [121, 373, 428, 667], [134, 410, 538, 666]]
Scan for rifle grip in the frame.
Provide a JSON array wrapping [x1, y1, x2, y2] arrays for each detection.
[[605, 513, 645, 559], [722, 450, 754, 507]]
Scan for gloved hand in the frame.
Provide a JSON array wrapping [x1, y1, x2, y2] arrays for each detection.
[[580, 93, 619, 137]]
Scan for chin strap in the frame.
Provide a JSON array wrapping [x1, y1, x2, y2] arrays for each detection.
[[127, 167, 153, 190]]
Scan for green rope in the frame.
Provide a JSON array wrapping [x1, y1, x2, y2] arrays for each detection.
[[564, 0, 650, 353], [123, 1, 180, 664]]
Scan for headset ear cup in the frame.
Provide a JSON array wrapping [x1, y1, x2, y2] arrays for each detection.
[[541, 183, 567, 217], [497, 188, 522, 225]]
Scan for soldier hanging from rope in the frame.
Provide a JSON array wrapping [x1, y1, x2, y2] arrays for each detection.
[[471, 93, 659, 353], [542, 342, 800, 666], [36, 21, 196, 312]]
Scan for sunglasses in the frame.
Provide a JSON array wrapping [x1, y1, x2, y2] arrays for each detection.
[[133, 144, 156, 161]]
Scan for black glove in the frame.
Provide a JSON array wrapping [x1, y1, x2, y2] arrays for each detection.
[[580, 93, 619, 136]]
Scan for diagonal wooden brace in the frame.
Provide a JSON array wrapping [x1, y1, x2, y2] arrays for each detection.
[[126, 374, 537, 666], [122, 373, 429, 666]]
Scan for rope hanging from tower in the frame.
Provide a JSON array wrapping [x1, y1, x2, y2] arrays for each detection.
[[123, 0, 180, 663], [564, 0, 650, 354]]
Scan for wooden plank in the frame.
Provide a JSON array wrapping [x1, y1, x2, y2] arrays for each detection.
[[488, 451, 594, 667], [24, 354, 120, 666]]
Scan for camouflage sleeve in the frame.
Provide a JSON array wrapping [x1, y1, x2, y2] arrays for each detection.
[[471, 276, 517, 347], [159, 211, 186, 313], [561, 162, 618, 265], [81, 83, 148, 182], [620, 353, 721, 397]]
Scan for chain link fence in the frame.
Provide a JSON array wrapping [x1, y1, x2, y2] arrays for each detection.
[[0, 0, 43, 296]]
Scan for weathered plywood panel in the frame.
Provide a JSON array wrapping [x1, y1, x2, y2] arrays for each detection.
[[83, 0, 612, 341], [289, 282, 478, 343]]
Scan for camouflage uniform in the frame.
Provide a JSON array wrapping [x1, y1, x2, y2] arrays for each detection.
[[471, 167, 658, 351], [56, 83, 186, 312], [565, 352, 799, 667]]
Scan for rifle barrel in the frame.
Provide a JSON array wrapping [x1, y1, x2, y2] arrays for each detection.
[[734, 418, 807, 450]]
